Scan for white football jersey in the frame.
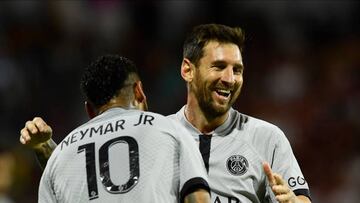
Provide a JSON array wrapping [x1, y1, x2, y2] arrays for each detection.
[[168, 106, 311, 203], [39, 108, 209, 203]]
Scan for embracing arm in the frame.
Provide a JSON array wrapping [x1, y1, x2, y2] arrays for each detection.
[[33, 139, 57, 169], [20, 117, 57, 169], [184, 188, 211, 203]]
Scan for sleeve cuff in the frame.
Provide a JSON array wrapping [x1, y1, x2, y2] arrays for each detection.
[[294, 188, 312, 200], [180, 177, 210, 203]]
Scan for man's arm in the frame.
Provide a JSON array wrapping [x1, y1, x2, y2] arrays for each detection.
[[184, 188, 211, 203], [263, 162, 311, 203], [19, 117, 57, 169]]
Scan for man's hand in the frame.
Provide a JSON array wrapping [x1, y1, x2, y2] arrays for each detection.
[[263, 162, 297, 203], [20, 117, 57, 169], [20, 117, 52, 149]]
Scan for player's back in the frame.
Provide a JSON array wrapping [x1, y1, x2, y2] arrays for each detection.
[[39, 107, 208, 203]]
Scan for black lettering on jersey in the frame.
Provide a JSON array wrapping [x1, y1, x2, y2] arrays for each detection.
[[60, 119, 126, 150], [143, 115, 154, 125], [214, 196, 221, 203], [134, 113, 143, 126], [115, 119, 125, 130], [104, 123, 114, 134], [288, 176, 306, 187], [70, 132, 79, 144], [298, 176, 306, 185], [80, 128, 89, 140], [213, 196, 239, 203], [134, 113, 154, 126], [61, 136, 70, 150], [90, 125, 103, 137], [288, 177, 296, 187]]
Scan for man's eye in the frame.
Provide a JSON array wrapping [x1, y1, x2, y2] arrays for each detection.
[[212, 65, 225, 69], [234, 69, 242, 74], [234, 67, 243, 74]]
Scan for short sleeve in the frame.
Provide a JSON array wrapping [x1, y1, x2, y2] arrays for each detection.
[[270, 127, 311, 199], [174, 122, 210, 202]]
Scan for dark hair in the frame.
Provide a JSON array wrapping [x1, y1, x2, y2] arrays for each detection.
[[80, 55, 139, 108], [183, 24, 245, 66]]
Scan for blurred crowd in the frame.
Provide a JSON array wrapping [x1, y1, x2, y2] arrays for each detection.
[[0, 1, 359, 202]]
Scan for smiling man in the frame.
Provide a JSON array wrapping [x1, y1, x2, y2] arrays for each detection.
[[168, 24, 312, 203], [20, 24, 311, 203], [181, 40, 243, 129]]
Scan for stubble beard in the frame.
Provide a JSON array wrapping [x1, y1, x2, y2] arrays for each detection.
[[197, 82, 239, 120]]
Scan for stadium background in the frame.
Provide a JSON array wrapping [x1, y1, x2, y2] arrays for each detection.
[[0, 1, 359, 202]]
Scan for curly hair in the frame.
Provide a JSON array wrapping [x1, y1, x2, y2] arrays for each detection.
[[80, 55, 139, 108], [183, 24, 245, 66]]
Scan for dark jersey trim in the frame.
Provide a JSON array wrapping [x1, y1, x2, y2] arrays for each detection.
[[293, 188, 312, 200], [199, 134, 212, 172], [180, 177, 210, 203]]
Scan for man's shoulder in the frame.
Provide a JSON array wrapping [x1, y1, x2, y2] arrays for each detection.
[[166, 113, 177, 120], [166, 106, 185, 123], [93, 109, 174, 126], [231, 109, 283, 136]]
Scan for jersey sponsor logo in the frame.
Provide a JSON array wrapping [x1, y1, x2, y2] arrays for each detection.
[[288, 176, 306, 187], [226, 155, 249, 176]]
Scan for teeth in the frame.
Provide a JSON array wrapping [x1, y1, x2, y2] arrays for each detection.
[[218, 90, 230, 94], [216, 89, 231, 97]]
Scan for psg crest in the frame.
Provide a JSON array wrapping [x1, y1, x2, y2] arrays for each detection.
[[226, 155, 249, 176]]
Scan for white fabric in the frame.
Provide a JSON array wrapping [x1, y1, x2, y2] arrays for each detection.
[[168, 106, 310, 203], [39, 108, 208, 203]]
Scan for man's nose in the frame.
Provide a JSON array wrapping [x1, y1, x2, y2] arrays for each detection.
[[221, 66, 235, 85]]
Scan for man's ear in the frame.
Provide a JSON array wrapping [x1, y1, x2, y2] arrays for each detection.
[[85, 101, 97, 119], [181, 58, 194, 82], [133, 81, 148, 111]]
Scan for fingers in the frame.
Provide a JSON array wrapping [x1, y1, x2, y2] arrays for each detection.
[[273, 184, 291, 202], [33, 117, 52, 134], [23, 117, 51, 135], [20, 128, 31, 144], [272, 184, 290, 195], [263, 164, 296, 203], [25, 120, 39, 135], [263, 162, 276, 186], [20, 117, 53, 147], [275, 192, 293, 202], [19, 136, 25, 144], [273, 173, 286, 185]]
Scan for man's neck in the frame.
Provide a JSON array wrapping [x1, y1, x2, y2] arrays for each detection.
[[184, 102, 229, 134], [98, 98, 129, 115]]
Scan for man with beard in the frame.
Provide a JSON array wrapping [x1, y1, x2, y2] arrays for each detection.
[[169, 24, 311, 203], [20, 24, 311, 203]]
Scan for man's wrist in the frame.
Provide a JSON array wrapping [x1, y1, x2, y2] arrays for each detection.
[[33, 139, 57, 170]]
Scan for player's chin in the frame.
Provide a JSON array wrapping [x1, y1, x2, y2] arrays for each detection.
[[212, 103, 231, 115]]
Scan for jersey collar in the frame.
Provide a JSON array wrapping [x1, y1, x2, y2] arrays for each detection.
[[175, 105, 238, 137]]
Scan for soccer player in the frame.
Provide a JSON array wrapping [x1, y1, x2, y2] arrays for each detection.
[[21, 55, 210, 203], [21, 24, 312, 203], [169, 24, 311, 203]]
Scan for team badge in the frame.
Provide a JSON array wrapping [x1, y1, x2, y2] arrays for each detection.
[[226, 155, 249, 176]]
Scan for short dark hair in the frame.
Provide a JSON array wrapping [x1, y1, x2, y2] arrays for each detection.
[[183, 24, 245, 66], [80, 55, 139, 108]]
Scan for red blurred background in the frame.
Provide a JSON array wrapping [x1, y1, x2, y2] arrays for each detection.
[[0, 1, 359, 202]]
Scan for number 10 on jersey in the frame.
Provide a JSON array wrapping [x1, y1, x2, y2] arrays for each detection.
[[77, 136, 140, 200]]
